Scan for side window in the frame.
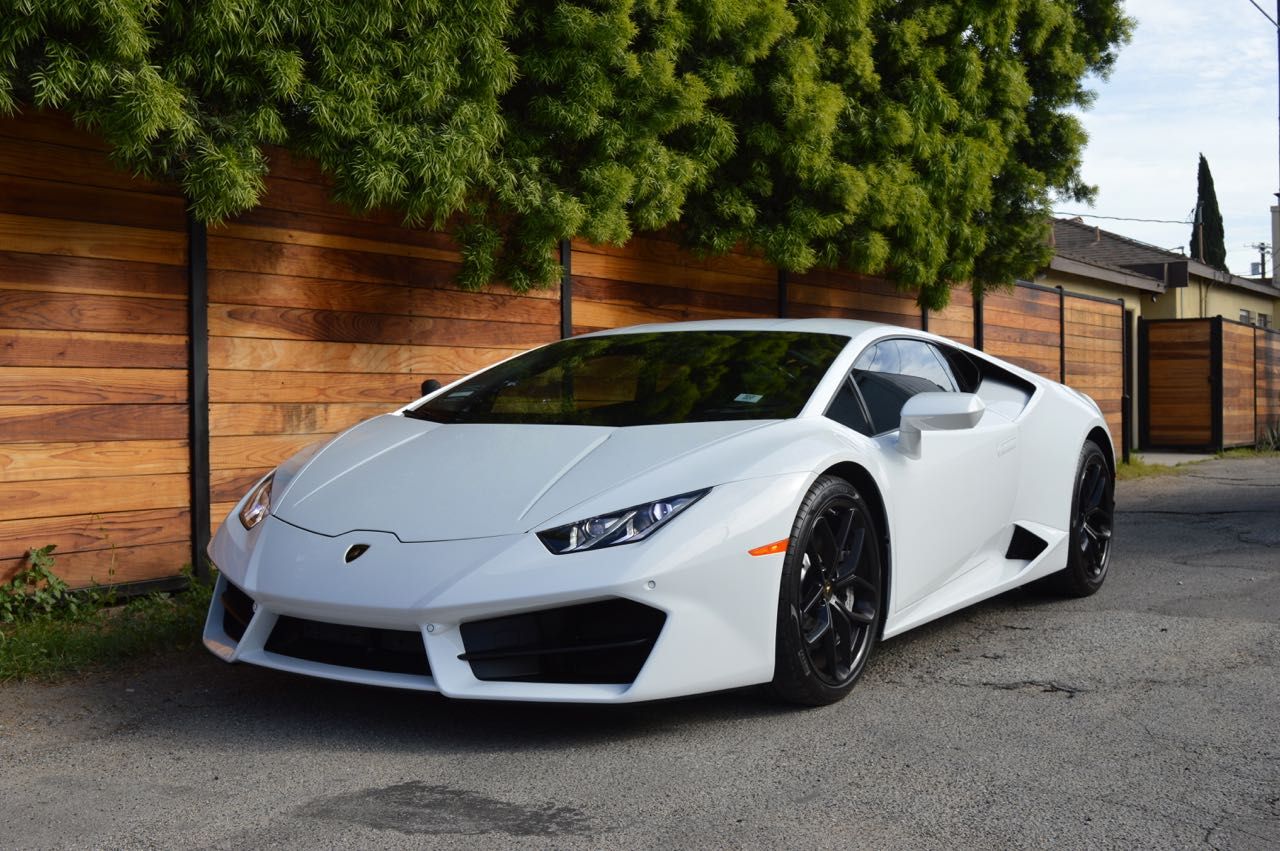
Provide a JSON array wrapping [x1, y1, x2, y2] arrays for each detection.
[[852, 339, 958, 434], [825, 379, 873, 436]]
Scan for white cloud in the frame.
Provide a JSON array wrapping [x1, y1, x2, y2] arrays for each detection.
[[1071, 0, 1280, 273]]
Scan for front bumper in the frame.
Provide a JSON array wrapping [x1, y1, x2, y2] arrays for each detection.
[[203, 474, 808, 703]]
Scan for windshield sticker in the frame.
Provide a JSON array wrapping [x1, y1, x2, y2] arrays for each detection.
[[735, 393, 763, 404]]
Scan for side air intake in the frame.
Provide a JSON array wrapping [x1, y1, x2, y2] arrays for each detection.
[[1005, 524, 1049, 561]]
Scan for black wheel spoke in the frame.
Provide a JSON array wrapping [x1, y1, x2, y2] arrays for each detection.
[[845, 599, 877, 626], [804, 604, 831, 647], [812, 518, 839, 578], [800, 583, 825, 617], [823, 604, 839, 672], [1085, 464, 1106, 510], [833, 526, 866, 585], [833, 508, 855, 556], [830, 601, 855, 670], [834, 569, 877, 601]]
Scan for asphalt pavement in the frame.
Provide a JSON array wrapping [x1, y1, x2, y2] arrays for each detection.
[[1, 456, 1277, 850]]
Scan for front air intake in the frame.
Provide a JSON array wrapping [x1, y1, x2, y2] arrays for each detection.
[[221, 581, 255, 642], [459, 599, 666, 685], [265, 617, 431, 677]]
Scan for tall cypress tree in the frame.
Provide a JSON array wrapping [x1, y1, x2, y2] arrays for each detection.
[[1190, 154, 1228, 273]]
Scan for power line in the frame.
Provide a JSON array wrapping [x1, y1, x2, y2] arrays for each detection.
[[1052, 211, 1192, 225], [1245, 0, 1279, 29]]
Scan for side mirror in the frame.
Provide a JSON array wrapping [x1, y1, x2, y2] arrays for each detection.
[[420, 379, 442, 397], [897, 392, 985, 459]]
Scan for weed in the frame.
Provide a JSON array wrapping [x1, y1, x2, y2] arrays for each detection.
[[1115, 457, 1185, 481], [0, 549, 213, 682]]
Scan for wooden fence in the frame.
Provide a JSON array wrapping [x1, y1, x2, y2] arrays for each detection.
[[1140, 317, 1280, 451], [0, 113, 192, 587], [0, 112, 1128, 588]]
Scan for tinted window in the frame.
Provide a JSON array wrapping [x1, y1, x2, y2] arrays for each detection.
[[825, 380, 873, 436], [852, 339, 957, 434], [406, 331, 849, 427]]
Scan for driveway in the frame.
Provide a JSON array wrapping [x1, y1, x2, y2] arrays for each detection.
[[2, 457, 1277, 849]]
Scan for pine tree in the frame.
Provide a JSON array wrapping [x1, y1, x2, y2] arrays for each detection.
[[0, 0, 1133, 304], [1190, 154, 1228, 273]]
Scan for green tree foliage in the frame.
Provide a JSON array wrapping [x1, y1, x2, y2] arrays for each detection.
[[0, 0, 1130, 305], [1190, 153, 1228, 273]]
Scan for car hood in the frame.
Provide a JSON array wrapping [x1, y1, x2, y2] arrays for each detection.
[[271, 414, 771, 541]]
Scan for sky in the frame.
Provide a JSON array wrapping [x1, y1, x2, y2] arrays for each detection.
[[1069, 0, 1280, 277]]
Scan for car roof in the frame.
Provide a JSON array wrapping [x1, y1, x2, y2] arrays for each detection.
[[584, 317, 891, 338]]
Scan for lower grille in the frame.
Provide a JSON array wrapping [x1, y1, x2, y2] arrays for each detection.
[[221, 581, 255, 642], [265, 616, 431, 677], [459, 599, 666, 684]]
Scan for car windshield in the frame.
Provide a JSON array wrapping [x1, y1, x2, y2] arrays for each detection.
[[406, 330, 850, 427]]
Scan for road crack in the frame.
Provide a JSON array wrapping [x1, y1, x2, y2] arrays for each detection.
[[980, 680, 1087, 697]]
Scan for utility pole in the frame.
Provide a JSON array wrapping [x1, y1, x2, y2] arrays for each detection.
[[1274, 0, 1280, 262], [1246, 241, 1272, 278]]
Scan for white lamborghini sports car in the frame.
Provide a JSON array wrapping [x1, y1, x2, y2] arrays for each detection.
[[204, 319, 1115, 705]]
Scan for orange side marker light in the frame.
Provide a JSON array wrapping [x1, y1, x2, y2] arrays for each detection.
[[748, 539, 788, 557]]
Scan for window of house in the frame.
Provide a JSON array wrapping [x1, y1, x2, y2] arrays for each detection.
[[1260, 313, 1271, 328], [1240, 309, 1253, 324]]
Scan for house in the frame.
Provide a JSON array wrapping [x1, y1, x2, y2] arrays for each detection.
[[1040, 217, 1280, 452], [1046, 217, 1279, 326]]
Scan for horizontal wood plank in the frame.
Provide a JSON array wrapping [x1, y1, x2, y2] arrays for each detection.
[[0, 541, 189, 587], [0, 368, 187, 404], [0, 213, 186, 266], [0, 174, 185, 232], [0, 288, 187, 335], [0, 329, 188, 369], [572, 236, 775, 282], [210, 434, 324, 471], [209, 370, 428, 404], [212, 222, 460, 265], [209, 269, 559, 325], [0, 111, 110, 151], [0, 508, 189, 561], [0, 136, 171, 194], [211, 468, 272, 504], [0, 404, 188, 442], [207, 235, 464, 286], [0, 473, 189, 522], [208, 304, 558, 348], [571, 251, 774, 299], [209, 403, 389, 436], [209, 336, 517, 376], [0, 439, 188, 482], [0, 249, 187, 300], [571, 275, 775, 319]]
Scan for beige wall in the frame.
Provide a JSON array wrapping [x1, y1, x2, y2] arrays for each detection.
[[1148, 279, 1278, 323]]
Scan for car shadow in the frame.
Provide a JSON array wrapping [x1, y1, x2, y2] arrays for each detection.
[[73, 582, 1071, 756]]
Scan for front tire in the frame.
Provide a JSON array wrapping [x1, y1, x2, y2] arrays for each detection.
[[772, 475, 883, 706], [1051, 439, 1114, 597]]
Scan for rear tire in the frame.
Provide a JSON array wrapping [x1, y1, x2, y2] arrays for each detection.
[[772, 476, 883, 706], [1051, 439, 1114, 597]]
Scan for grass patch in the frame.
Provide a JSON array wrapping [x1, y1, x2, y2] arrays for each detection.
[[1, 548, 212, 683], [1116, 457, 1188, 481], [1219, 447, 1280, 460]]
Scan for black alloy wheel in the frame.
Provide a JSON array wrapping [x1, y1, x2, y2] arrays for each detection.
[[1052, 439, 1114, 597], [773, 475, 883, 705]]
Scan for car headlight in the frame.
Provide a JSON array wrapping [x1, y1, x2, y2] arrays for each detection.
[[239, 473, 274, 530], [537, 489, 709, 554]]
